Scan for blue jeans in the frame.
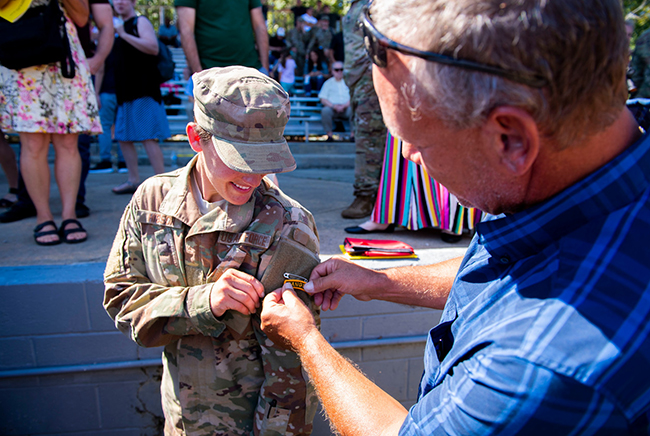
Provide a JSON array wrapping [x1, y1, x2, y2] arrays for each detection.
[[98, 93, 123, 163]]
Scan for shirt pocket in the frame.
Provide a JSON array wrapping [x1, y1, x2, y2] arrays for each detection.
[[136, 210, 185, 286]]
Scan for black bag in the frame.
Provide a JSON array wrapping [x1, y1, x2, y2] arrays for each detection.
[[133, 16, 175, 84], [156, 40, 175, 83], [0, 0, 75, 78]]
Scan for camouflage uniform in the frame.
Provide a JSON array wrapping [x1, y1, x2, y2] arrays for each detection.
[[104, 67, 321, 436], [631, 29, 650, 98], [306, 26, 333, 55], [287, 26, 310, 77], [343, 0, 387, 198]]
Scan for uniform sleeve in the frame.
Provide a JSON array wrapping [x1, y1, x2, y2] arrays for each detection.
[[249, 0, 262, 10], [399, 353, 629, 435], [103, 198, 225, 348]]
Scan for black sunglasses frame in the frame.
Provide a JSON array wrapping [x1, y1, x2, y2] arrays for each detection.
[[359, 6, 547, 89]]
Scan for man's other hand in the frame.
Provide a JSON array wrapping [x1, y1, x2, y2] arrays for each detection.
[[209, 269, 265, 317], [304, 256, 376, 311], [261, 283, 318, 350]]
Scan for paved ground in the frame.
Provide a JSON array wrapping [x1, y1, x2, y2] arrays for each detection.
[[0, 142, 471, 269]]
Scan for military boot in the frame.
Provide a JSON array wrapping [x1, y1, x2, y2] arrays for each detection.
[[341, 195, 375, 219]]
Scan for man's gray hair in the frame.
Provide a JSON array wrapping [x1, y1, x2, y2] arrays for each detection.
[[372, 0, 629, 147]]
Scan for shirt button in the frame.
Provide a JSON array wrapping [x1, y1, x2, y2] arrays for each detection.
[[499, 255, 510, 264]]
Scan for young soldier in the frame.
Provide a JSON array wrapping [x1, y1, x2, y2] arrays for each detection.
[[104, 66, 320, 435]]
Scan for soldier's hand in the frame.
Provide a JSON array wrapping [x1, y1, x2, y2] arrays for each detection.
[[209, 269, 265, 317]]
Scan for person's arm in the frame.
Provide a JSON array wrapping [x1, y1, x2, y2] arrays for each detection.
[[250, 6, 269, 72], [261, 286, 408, 436], [176, 6, 202, 74], [94, 62, 105, 108], [86, 2, 114, 75], [61, 0, 89, 27], [115, 16, 158, 55], [304, 256, 462, 311], [104, 199, 264, 348]]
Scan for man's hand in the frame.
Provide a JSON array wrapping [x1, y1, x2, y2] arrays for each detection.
[[261, 283, 318, 350], [209, 269, 265, 317], [304, 256, 379, 310]]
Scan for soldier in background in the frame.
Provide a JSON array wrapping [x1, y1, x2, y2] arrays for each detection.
[[341, 0, 387, 219], [307, 14, 333, 65], [103, 67, 321, 435], [287, 16, 310, 79]]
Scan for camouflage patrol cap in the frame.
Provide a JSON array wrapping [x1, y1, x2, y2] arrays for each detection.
[[193, 66, 296, 174]]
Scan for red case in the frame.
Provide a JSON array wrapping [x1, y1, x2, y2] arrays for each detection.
[[343, 237, 414, 257]]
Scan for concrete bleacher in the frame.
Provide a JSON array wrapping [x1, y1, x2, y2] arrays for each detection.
[[160, 49, 334, 141]]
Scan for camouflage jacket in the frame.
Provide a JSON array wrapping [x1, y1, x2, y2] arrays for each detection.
[[631, 29, 650, 98], [104, 157, 321, 436], [343, 0, 372, 90], [287, 27, 310, 56], [306, 27, 333, 55]]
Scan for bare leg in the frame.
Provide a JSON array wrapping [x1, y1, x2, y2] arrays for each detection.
[[142, 139, 165, 174], [20, 133, 57, 243], [51, 133, 86, 241], [118, 141, 140, 184], [0, 129, 19, 203]]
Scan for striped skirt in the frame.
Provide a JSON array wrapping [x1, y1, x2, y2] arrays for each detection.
[[371, 132, 483, 234]]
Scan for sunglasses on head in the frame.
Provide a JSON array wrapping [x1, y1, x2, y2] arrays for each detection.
[[359, 6, 547, 88]]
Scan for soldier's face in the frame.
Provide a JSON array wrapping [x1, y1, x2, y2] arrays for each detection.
[[198, 139, 266, 205]]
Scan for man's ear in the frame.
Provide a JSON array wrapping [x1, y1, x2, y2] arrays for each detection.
[[186, 122, 203, 153], [484, 107, 539, 176]]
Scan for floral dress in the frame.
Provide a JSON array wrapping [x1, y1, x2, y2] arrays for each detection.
[[0, 0, 101, 134]]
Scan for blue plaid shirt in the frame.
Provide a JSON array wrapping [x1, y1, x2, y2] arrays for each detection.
[[400, 132, 650, 435]]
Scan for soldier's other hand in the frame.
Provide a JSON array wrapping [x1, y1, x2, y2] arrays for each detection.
[[209, 269, 265, 317], [261, 283, 318, 351]]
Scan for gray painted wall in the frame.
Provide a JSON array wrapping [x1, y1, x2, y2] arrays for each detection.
[[0, 263, 441, 435]]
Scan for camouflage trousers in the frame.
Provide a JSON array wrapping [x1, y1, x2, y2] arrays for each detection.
[[165, 311, 319, 436], [350, 75, 387, 197]]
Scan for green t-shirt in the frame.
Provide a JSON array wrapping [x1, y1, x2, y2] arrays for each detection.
[[175, 0, 262, 69]]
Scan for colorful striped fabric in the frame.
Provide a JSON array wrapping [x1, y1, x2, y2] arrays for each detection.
[[371, 132, 483, 233]]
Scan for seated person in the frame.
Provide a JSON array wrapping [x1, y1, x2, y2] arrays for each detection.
[[319, 61, 352, 141], [304, 47, 329, 95], [103, 66, 321, 435]]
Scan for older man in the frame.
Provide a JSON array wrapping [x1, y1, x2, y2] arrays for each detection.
[[319, 61, 352, 141], [261, 0, 650, 434]]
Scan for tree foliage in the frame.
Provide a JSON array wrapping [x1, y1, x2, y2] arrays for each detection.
[[625, 0, 650, 44], [135, 0, 349, 33]]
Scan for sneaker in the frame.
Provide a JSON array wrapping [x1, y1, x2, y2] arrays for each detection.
[[117, 162, 128, 173], [89, 160, 113, 173]]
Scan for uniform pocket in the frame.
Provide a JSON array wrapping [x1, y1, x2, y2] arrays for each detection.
[[255, 397, 291, 436]]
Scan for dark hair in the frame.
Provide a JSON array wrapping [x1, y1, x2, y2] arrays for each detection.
[[307, 48, 326, 72]]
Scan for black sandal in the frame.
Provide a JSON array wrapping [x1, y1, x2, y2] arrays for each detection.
[[0, 187, 18, 208], [59, 218, 87, 244], [34, 220, 61, 246]]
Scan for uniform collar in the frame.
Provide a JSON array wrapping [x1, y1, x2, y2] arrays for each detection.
[[158, 155, 256, 235], [477, 132, 650, 262]]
